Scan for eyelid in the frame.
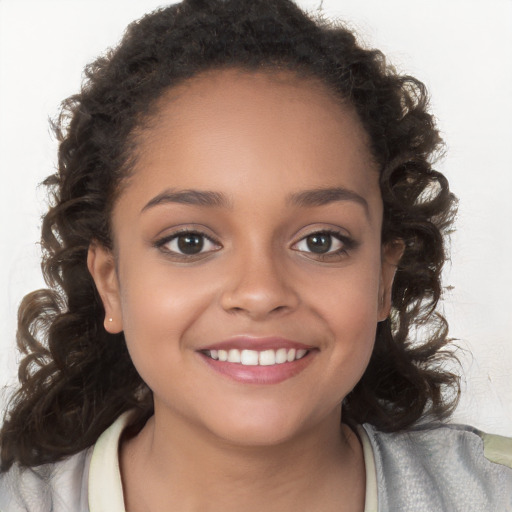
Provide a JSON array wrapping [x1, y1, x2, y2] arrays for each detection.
[[290, 227, 358, 259], [154, 227, 222, 257], [293, 231, 344, 253], [290, 224, 352, 245]]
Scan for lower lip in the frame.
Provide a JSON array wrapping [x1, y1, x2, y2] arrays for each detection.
[[199, 351, 315, 385]]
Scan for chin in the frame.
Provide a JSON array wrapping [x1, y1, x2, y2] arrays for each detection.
[[212, 419, 306, 448], [199, 399, 332, 448]]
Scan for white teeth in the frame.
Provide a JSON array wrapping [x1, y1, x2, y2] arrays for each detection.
[[206, 347, 309, 366], [259, 349, 276, 366], [241, 349, 259, 365], [275, 348, 288, 364], [227, 349, 241, 363], [296, 349, 307, 359]]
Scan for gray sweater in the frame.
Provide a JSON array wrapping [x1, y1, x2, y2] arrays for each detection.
[[1, 417, 511, 511]]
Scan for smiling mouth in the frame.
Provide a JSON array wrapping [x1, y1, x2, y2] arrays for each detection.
[[199, 337, 315, 384], [203, 348, 309, 366]]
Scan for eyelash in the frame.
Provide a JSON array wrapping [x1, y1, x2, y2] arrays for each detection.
[[291, 229, 357, 261], [154, 228, 357, 261], [154, 229, 222, 259]]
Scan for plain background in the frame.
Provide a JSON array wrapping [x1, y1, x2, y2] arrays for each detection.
[[0, 0, 511, 435]]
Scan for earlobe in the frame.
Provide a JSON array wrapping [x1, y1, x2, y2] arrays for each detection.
[[378, 240, 405, 322], [87, 242, 123, 333]]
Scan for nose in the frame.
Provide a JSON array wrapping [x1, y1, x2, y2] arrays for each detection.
[[220, 247, 300, 320]]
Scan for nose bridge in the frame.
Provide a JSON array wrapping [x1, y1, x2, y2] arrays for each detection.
[[220, 237, 298, 317]]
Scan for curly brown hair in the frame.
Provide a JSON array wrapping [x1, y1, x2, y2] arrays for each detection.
[[0, 0, 459, 471]]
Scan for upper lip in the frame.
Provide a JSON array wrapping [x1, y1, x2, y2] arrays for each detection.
[[199, 336, 314, 352]]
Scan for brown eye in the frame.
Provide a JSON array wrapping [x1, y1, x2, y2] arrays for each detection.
[[292, 230, 355, 260], [305, 233, 332, 254], [157, 231, 221, 257], [177, 233, 204, 254]]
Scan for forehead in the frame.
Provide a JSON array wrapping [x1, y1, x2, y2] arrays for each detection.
[[125, 69, 379, 206]]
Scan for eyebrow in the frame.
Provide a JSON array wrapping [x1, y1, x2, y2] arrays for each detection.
[[288, 187, 369, 214], [141, 186, 369, 215], [141, 189, 231, 213]]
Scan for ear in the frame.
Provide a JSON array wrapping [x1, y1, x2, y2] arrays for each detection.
[[87, 242, 123, 333], [378, 239, 405, 322]]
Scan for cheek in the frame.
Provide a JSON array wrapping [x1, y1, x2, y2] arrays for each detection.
[[330, 300, 377, 371], [309, 254, 382, 329], [315, 303, 377, 406], [116, 262, 200, 373], [119, 254, 209, 332], [307, 258, 381, 384]]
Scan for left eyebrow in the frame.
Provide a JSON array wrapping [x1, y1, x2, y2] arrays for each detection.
[[141, 188, 232, 213], [287, 187, 369, 215]]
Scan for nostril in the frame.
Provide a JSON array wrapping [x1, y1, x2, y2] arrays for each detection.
[[219, 268, 300, 318]]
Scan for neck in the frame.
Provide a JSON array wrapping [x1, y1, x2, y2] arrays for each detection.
[[120, 405, 365, 512]]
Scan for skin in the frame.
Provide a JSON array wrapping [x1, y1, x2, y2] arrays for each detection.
[[88, 69, 402, 512]]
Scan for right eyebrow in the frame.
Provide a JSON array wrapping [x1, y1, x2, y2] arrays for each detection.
[[287, 187, 369, 217], [140, 188, 232, 213]]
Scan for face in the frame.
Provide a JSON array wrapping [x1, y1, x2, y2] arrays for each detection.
[[89, 69, 400, 446]]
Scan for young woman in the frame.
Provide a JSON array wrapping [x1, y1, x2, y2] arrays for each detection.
[[1, 1, 511, 510]]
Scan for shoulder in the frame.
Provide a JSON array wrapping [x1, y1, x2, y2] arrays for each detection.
[[361, 423, 512, 512], [0, 448, 92, 512], [0, 411, 134, 512]]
